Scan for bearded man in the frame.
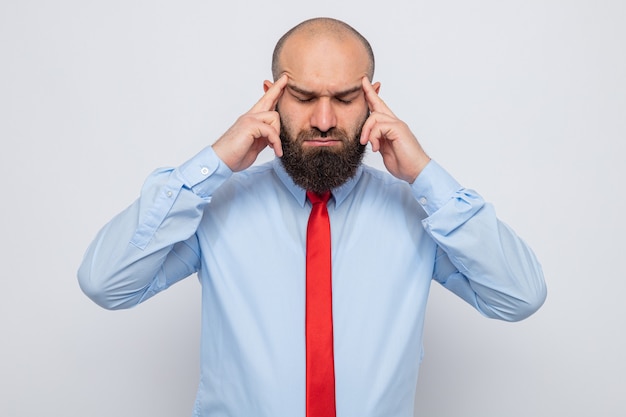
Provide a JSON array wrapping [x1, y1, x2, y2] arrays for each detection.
[[78, 17, 546, 417]]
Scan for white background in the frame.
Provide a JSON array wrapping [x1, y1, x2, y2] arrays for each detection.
[[1, 1, 624, 416]]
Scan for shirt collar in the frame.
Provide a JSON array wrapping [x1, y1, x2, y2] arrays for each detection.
[[272, 158, 363, 208]]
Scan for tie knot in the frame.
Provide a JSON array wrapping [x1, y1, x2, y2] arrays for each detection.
[[306, 190, 331, 205]]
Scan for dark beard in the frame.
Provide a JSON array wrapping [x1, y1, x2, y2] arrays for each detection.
[[279, 124, 366, 194]]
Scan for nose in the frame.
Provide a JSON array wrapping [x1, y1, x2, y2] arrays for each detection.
[[310, 98, 337, 133]]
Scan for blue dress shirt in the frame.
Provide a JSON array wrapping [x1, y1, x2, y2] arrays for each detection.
[[78, 146, 546, 417]]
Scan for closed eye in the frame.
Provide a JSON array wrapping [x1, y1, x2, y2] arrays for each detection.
[[295, 96, 314, 103], [335, 90, 360, 105]]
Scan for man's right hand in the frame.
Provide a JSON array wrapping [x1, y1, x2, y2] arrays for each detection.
[[212, 75, 288, 172]]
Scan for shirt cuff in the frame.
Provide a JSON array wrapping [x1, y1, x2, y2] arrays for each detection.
[[178, 146, 233, 198], [410, 160, 462, 216]]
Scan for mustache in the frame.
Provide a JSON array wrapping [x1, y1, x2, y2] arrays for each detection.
[[296, 127, 351, 142], [275, 104, 367, 143]]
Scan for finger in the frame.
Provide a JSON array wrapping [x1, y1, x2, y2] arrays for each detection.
[[250, 74, 288, 113], [266, 131, 283, 157], [249, 110, 280, 130], [362, 116, 401, 153], [360, 115, 384, 151], [359, 111, 391, 147], [248, 113, 283, 156], [359, 113, 375, 146], [361, 77, 395, 117], [255, 124, 282, 157], [368, 133, 381, 152]]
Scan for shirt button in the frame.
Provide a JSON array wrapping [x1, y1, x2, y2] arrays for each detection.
[[200, 167, 210, 176], [166, 191, 173, 197], [419, 197, 428, 205]]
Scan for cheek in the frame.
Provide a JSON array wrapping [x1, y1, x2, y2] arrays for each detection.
[[339, 105, 369, 132], [278, 101, 308, 129], [278, 112, 300, 140]]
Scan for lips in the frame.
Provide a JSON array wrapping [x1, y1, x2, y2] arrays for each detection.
[[303, 138, 341, 147]]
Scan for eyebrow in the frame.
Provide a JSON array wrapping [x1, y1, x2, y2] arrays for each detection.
[[287, 83, 362, 98]]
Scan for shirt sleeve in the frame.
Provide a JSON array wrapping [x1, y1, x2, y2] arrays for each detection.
[[77, 146, 233, 310], [411, 160, 547, 321]]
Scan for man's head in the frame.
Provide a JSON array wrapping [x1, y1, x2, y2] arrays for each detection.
[[265, 18, 379, 193], [271, 18, 375, 82]]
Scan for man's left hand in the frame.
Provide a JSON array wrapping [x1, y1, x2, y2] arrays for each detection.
[[360, 77, 431, 184]]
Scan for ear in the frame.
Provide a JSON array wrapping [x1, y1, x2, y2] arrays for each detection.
[[263, 80, 273, 93], [372, 81, 381, 94]]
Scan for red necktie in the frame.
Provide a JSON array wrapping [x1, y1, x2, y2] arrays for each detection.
[[305, 191, 336, 417]]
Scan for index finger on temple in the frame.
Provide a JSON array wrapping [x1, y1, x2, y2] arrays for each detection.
[[361, 77, 390, 114], [251, 74, 288, 113]]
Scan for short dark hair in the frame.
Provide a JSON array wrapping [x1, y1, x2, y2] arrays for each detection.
[[271, 17, 375, 81]]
